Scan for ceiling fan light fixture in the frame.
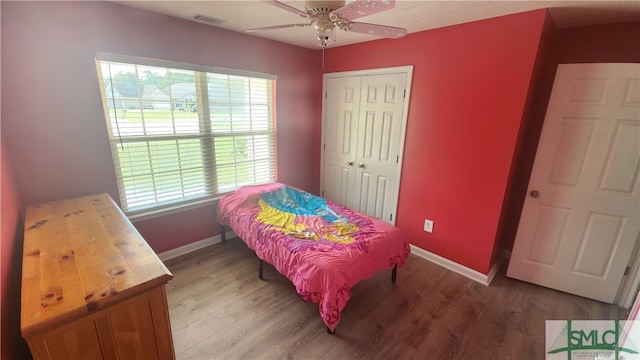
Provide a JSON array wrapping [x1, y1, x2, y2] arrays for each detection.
[[312, 15, 334, 32]]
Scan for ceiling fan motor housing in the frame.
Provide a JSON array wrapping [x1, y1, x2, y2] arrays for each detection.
[[306, 0, 345, 32], [305, 1, 346, 16]]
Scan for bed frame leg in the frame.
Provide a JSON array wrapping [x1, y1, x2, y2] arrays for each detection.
[[258, 258, 264, 280], [327, 327, 335, 334], [391, 264, 398, 284], [220, 224, 226, 243]]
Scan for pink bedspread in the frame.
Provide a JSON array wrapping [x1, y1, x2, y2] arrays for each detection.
[[217, 182, 410, 331]]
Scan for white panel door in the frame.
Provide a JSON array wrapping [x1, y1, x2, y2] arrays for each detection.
[[321, 67, 412, 225], [322, 76, 362, 206], [354, 73, 408, 222], [507, 63, 640, 303]]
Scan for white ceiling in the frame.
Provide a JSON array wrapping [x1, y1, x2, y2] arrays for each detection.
[[114, 0, 640, 49]]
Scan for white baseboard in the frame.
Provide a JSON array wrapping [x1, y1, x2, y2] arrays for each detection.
[[409, 245, 507, 286], [158, 230, 235, 261]]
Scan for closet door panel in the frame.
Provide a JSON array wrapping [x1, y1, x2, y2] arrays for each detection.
[[354, 73, 407, 222], [322, 76, 362, 206]]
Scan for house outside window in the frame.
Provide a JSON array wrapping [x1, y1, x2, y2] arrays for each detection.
[[95, 53, 277, 218]]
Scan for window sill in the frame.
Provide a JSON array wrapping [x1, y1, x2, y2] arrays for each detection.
[[127, 197, 222, 223]]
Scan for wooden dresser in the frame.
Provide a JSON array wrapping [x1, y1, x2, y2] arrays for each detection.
[[21, 194, 175, 359]]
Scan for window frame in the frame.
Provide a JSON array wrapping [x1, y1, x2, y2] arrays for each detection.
[[95, 53, 278, 221]]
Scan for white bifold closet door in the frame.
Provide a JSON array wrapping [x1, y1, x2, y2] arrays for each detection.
[[321, 67, 412, 224]]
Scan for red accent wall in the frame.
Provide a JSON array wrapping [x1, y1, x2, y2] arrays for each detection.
[[1, 139, 31, 358], [1, 1, 323, 254], [554, 22, 640, 63], [323, 10, 549, 274]]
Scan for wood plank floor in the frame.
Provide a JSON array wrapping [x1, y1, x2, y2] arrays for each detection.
[[164, 238, 630, 359]]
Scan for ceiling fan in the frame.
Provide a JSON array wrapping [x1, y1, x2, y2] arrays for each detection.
[[247, 0, 407, 48]]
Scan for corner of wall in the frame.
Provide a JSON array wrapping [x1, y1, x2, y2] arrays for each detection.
[[491, 9, 558, 264], [1, 138, 31, 359]]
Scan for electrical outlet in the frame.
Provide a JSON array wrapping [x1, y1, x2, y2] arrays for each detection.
[[424, 219, 434, 233]]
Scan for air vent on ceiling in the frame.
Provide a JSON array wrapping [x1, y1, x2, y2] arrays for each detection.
[[192, 14, 225, 25]]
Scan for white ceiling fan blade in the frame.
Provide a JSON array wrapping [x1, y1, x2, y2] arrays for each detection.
[[331, 0, 396, 21], [262, 0, 310, 19], [348, 22, 407, 38], [247, 23, 310, 32]]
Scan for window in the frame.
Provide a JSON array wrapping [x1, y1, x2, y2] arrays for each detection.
[[95, 54, 277, 217]]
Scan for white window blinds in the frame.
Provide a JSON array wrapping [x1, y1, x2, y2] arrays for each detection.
[[95, 54, 277, 217]]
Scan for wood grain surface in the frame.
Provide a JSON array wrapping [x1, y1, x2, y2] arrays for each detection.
[[21, 193, 173, 337]]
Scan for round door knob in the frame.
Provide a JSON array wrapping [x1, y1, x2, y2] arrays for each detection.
[[530, 190, 540, 198], [357, 163, 365, 168], [346, 161, 354, 166]]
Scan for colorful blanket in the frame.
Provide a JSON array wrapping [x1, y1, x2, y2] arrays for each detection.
[[217, 182, 410, 331]]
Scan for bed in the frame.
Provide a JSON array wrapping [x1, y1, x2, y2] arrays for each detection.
[[217, 182, 410, 333]]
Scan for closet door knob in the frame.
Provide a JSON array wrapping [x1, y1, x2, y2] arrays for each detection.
[[346, 161, 354, 166], [530, 190, 540, 198], [357, 163, 365, 168]]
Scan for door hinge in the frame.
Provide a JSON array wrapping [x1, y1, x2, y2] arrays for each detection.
[[323, 143, 326, 150], [625, 266, 631, 275], [389, 213, 393, 221], [396, 155, 399, 164], [321, 190, 324, 197], [325, 91, 327, 99], [403, 89, 406, 98]]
